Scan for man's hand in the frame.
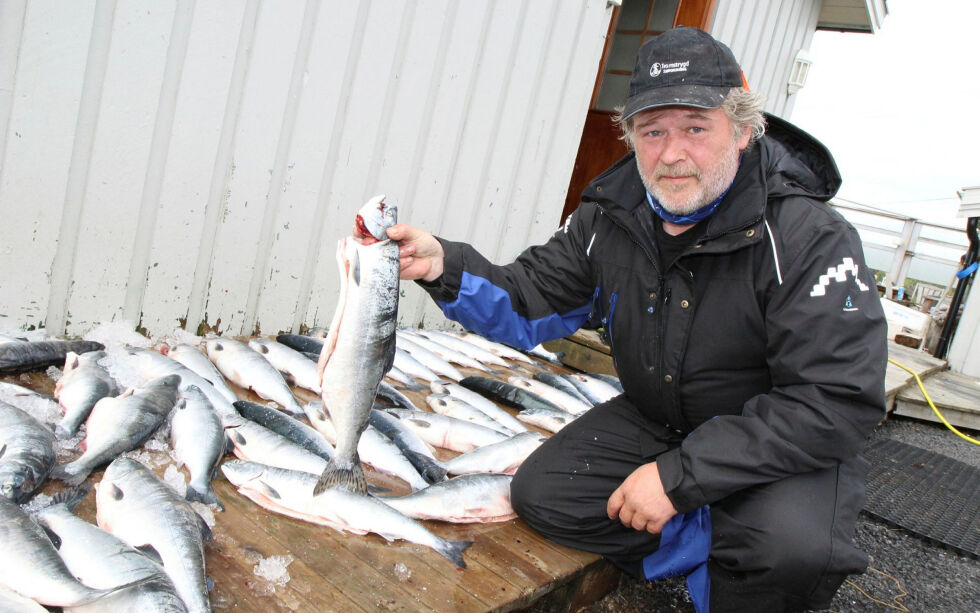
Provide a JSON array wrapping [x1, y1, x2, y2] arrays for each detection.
[[607, 462, 678, 534], [385, 224, 445, 282]]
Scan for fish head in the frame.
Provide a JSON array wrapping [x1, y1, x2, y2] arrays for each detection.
[[247, 338, 270, 354], [220, 460, 265, 487], [354, 194, 397, 244], [205, 339, 224, 362], [0, 469, 28, 503]]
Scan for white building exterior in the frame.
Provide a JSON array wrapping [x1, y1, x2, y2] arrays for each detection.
[[0, 0, 885, 339]]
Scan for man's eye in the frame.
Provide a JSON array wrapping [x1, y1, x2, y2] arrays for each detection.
[[689, 126, 705, 134], [646, 130, 662, 137]]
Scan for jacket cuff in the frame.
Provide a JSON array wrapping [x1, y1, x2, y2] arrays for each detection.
[[414, 237, 465, 303], [657, 448, 704, 514]]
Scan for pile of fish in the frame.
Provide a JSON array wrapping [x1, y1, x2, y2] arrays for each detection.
[[0, 197, 625, 606]]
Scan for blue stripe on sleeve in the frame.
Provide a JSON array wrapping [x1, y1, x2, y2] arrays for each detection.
[[436, 271, 591, 350]]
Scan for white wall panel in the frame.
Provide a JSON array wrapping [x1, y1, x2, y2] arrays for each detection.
[[710, 0, 821, 119], [0, 0, 613, 338]]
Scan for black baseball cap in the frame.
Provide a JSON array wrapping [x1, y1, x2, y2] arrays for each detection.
[[621, 26, 745, 121]]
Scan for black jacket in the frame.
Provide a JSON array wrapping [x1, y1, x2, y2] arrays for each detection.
[[422, 114, 887, 513]]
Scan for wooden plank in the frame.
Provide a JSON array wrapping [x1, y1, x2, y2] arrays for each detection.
[[885, 341, 947, 408], [893, 369, 980, 430]]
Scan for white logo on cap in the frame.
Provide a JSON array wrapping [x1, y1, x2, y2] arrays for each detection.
[[650, 61, 690, 78]]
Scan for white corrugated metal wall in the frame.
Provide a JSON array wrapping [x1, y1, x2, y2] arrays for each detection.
[[0, 0, 613, 338], [709, 0, 822, 118]]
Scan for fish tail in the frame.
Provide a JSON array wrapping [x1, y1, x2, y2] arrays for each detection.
[[313, 459, 368, 495], [403, 449, 447, 484], [186, 484, 225, 512], [50, 462, 90, 487], [46, 484, 92, 511], [437, 538, 474, 568], [54, 423, 74, 440]]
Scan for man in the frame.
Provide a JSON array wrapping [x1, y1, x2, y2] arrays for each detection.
[[385, 27, 886, 612]]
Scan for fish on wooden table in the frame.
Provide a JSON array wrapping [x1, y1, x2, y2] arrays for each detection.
[[0, 496, 140, 608], [378, 473, 516, 523], [169, 386, 226, 510], [248, 337, 321, 393], [120, 347, 239, 425], [445, 330, 535, 364], [516, 406, 576, 433], [416, 329, 511, 368], [561, 373, 621, 405], [430, 380, 528, 434], [426, 392, 515, 435], [587, 372, 625, 393], [507, 375, 591, 416], [33, 487, 187, 612], [54, 350, 119, 439], [225, 417, 329, 476], [274, 333, 324, 355], [0, 339, 105, 375], [395, 334, 463, 381], [314, 195, 399, 495], [96, 457, 212, 613], [527, 343, 565, 364], [205, 338, 304, 417], [393, 347, 439, 383], [368, 408, 446, 484], [531, 371, 593, 405], [0, 586, 48, 612], [221, 460, 473, 567], [383, 408, 509, 452], [398, 330, 490, 372], [234, 399, 334, 461], [0, 400, 56, 502], [50, 374, 180, 486], [442, 430, 547, 476], [459, 375, 567, 415], [161, 343, 238, 404]]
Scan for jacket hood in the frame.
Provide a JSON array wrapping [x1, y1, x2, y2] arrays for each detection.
[[581, 113, 841, 217]]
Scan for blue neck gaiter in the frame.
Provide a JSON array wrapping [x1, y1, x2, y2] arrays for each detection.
[[646, 186, 729, 225]]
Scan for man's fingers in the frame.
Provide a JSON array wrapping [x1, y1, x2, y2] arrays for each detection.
[[607, 488, 624, 519]]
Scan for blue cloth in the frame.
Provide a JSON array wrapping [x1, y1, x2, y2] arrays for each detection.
[[642, 506, 712, 613], [956, 261, 978, 279], [647, 190, 727, 225], [436, 271, 592, 350]]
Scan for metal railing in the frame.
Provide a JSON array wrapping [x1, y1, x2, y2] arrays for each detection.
[[830, 199, 969, 301]]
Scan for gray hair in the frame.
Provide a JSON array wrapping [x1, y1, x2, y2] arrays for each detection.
[[614, 87, 767, 150]]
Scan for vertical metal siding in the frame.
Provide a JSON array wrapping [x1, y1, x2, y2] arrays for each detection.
[[709, 0, 821, 118], [0, 0, 613, 337]]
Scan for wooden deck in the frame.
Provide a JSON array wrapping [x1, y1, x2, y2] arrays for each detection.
[[4, 333, 963, 613], [3, 346, 620, 613]]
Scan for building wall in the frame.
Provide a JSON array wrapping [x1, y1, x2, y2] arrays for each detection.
[[709, 0, 822, 118], [0, 0, 613, 338]]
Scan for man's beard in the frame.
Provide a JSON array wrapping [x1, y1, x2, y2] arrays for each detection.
[[639, 139, 742, 216]]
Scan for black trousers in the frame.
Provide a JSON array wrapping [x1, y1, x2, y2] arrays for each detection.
[[510, 395, 870, 613]]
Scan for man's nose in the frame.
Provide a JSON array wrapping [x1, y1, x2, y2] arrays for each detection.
[[660, 132, 687, 164]]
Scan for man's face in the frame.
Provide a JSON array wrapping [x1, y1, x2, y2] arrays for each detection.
[[632, 106, 751, 215]]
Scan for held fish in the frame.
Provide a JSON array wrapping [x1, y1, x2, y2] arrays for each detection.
[[221, 460, 473, 567], [378, 473, 516, 523], [169, 386, 226, 509], [51, 374, 180, 486], [314, 196, 399, 495], [0, 400, 56, 502], [205, 338, 304, 417], [0, 340, 105, 374], [96, 457, 212, 613], [54, 351, 119, 439]]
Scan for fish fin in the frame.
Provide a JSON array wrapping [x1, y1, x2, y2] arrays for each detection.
[[279, 370, 296, 385], [196, 513, 214, 541], [136, 544, 165, 566], [186, 485, 225, 512], [0, 443, 5, 459], [406, 418, 432, 428], [48, 484, 92, 511], [313, 460, 367, 496], [438, 539, 474, 568], [256, 480, 281, 500], [40, 524, 63, 549]]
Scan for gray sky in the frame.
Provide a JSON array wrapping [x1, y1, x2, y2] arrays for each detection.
[[789, 0, 979, 229]]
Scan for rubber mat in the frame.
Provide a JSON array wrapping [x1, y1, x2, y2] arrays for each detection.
[[863, 438, 979, 558]]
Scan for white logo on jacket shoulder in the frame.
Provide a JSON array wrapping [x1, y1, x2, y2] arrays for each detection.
[[809, 257, 870, 298]]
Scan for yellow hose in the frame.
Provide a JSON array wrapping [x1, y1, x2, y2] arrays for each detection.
[[888, 358, 980, 446]]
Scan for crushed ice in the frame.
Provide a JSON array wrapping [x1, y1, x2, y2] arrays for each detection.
[[253, 554, 295, 589]]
